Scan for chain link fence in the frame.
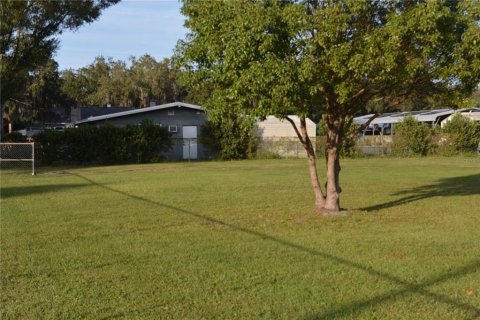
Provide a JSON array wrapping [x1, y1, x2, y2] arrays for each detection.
[[356, 136, 393, 156], [256, 137, 320, 158], [0, 143, 35, 175], [255, 136, 395, 158]]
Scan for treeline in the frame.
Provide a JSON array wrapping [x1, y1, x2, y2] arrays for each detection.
[[61, 55, 186, 108], [3, 55, 190, 128]]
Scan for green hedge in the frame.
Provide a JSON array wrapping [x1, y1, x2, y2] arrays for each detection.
[[0, 132, 28, 142], [34, 121, 171, 165]]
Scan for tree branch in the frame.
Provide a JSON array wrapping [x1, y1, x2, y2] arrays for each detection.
[[285, 116, 307, 146]]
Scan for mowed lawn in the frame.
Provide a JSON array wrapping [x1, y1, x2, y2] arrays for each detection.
[[1, 157, 479, 319]]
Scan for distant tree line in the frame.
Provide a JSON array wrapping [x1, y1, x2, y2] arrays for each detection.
[[61, 55, 187, 108]]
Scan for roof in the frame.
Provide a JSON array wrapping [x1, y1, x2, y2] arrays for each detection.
[[354, 108, 480, 126], [78, 106, 134, 119], [75, 102, 203, 124]]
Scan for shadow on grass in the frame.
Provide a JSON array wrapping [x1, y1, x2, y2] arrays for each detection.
[[0, 183, 90, 199], [72, 173, 480, 320], [360, 173, 480, 211]]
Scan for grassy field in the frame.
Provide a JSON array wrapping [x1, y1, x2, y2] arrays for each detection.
[[1, 157, 479, 319]]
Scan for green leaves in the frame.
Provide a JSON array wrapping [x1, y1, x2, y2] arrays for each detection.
[[1, 0, 119, 104], [393, 116, 433, 156], [442, 113, 480, 152], [177, 0, 480, 120], [60, 55, 186, 108]]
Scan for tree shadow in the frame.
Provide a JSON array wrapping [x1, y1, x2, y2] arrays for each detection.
[[72, 173, 480, 320], [360, 173, 480, 211], [0, 183, 90, 199]]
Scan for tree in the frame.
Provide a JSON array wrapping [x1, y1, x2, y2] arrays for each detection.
[[60, 55, 187, 108], [200, 109, 257, 160], [0, 0, 119, 135], [4, 59, 67, 132], [176, 0, 480, 214]]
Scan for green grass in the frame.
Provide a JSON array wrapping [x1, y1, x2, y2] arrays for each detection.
[[1, 157, 479, 319]]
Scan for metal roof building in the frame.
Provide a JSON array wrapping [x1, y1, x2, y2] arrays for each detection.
[[354, 108, 480, 136]]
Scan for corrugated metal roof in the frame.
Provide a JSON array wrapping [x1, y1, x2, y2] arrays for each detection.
[[354, 108, 480, 125], [74, 102, 203, 124]]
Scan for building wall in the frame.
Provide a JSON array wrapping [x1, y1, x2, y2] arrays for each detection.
[[441, 112, 480, 127], [254, 116, 317, 158], [255, 116, 317, 138], [81, 107, 209, 161]]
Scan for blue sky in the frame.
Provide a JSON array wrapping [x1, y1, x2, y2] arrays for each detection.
[[54, 0, 187, 71]]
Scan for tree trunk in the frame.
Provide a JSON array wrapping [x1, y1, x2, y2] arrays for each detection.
[[323, 119, 343, 213], [306, 143, 326, 211], [297, 117, 326, 211], [288, 115, 346, 214], [324, 145, 341, 211], [0, 103, 4, 139]]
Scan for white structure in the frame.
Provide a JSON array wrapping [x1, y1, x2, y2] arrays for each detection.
[[255, 115, 316, 138], [254, 116, 317, 158], [441, 111, 480, 127], [354, 108, 480, 136]]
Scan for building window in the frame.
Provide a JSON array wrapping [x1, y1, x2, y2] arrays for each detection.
[[168, 109, 175, 116], [168, 125, 178, 133]]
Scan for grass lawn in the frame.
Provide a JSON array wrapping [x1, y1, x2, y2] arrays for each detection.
[[1, 157, 479, 319]]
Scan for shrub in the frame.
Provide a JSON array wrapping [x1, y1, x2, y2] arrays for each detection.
[[392, 115, 433, 156], [1, 132, 28, 142], [200, 116, 256, 160], [442, 113, 480, 153], [340, 122, 360, 158], [34, 122, 171, 165], [127, 120, 172, 163]]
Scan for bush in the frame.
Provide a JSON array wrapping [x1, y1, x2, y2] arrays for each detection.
[[341, 122, 360, 158], [392, 115, 433, 156], [1, 132, 28, 142], [128, 120, 172, 163], [200, 116, 256, 160], [442, 113, 480, 153], [34, 122, 171, 165]]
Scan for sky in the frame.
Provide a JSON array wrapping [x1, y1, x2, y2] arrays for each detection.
[[54, 0, 187, 71]]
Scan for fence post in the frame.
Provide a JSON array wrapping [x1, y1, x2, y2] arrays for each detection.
[[32, 142, 35, 175]]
